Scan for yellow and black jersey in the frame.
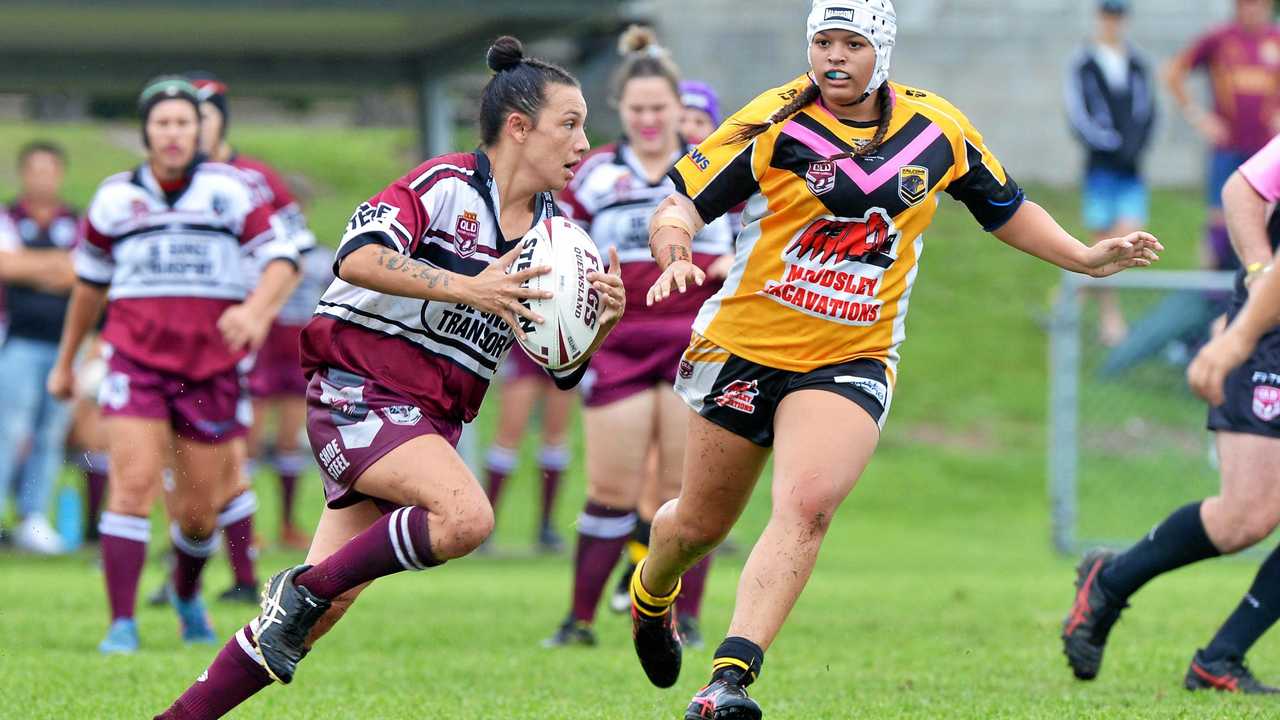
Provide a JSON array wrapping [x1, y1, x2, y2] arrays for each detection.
[[669, 74, 1024, 382]]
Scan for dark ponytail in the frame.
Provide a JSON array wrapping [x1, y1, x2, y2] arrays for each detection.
[[479, 35, 580, 147], [726, 81, 821, 146], [726, 81, 893, 159]]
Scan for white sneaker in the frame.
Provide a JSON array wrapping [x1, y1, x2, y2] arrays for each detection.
[[16, 515, 64, 555]]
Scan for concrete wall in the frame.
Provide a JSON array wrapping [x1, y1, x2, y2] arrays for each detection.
[[649, 0, 1238, 186]]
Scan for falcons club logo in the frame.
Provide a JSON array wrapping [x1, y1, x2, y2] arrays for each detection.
[[714, 380, 760, 414], [786, 209, 899, 266]]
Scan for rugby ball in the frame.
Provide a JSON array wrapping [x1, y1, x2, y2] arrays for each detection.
[[510, 217, 604, 370]]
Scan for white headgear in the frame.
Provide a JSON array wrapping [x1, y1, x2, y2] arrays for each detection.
[[806, 0, 897, 102]]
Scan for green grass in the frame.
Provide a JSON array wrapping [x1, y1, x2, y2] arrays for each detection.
[[1, 124, 1276, 718]]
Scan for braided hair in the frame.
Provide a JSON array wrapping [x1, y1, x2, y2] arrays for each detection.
[[727, 80, 893, 159]]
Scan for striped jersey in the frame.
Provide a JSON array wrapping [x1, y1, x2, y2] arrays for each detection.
[[230, 152, 327, 325], [670, 75, 1024, 381], [76, 160, 299, 380], [559, 139, 734, 318], [301, 151, 560, 424]]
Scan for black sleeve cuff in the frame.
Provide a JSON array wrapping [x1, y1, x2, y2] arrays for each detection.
[[76, 276, 111, 289], [333, 231, 399, 275], [980, 188, 1026, 232]]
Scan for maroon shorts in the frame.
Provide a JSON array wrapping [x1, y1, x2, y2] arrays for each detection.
[[306, 367, 462, 509], [99, 350, 249, 444], [249, 323, 307, 398], [580, 314, 692, 408], [502, 346, 551, 383]]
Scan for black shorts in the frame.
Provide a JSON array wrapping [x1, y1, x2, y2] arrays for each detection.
[[673, 334, 891, 447], [1207, 328, 1280, 439]]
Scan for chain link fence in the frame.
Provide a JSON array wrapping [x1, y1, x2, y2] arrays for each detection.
[[1048, 270, 1237, 554]]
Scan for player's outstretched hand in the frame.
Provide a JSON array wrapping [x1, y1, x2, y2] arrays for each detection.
[[218, 303, 273, 352], [47, 362, 75, 401], [589, 246, 626, 333], [647, 260, 705, 306], [1188, 329, 1254, 406], [1084, 232, 1163, 278], [463, 243, 553, 341]]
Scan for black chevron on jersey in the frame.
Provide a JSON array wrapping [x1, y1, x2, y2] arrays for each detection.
[[771, 113, 955, 218]]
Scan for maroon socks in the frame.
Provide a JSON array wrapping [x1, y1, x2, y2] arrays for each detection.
[[295, 506, 439, 600], [217, 490, 258, 588], [154, 622, 272, 719], [99, 512, 149, 620], [571, 501, 635, 623]]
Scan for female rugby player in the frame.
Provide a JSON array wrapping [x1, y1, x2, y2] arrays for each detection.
[[154, 37, 625, 719], [626, 2, 1161, 717]]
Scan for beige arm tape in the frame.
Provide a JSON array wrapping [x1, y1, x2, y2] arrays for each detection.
[[649, 194, 704, 265]]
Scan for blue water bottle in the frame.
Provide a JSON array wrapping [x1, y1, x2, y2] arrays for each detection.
[[57, 485, 84, 552]]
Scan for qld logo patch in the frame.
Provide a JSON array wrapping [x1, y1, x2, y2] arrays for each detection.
[[898, 165, 928, 207], [714, 380, 760, 414], [455, 211, 480, 258], [805, 160, 837, 197], [1254, 385, 1280, 421]]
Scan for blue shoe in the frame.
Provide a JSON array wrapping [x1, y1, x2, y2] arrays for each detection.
[[99, 618, 139, 655], [172, 594, 217, 644]]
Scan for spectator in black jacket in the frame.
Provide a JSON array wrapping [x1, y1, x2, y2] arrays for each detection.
[[1065, 0, 1156, 346]]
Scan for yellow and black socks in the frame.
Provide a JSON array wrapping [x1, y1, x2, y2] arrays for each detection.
[[712, 636, 764, 686], [630, 557, 681, 617]]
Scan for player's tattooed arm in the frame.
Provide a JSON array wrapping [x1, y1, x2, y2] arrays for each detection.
[[339, 243, 460, 302], [375, 247, 450, 286]]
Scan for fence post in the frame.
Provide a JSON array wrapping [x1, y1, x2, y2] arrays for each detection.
[[1049, 270, 1082, 555]]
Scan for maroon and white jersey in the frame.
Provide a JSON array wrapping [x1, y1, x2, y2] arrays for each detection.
[[559, 140, 734, 318], [76, 161, 299, 380], [231, 152, 323, 325], [232, 153, 316, 255], [301, 151, 563, 424], [277, 247, 333, 326]]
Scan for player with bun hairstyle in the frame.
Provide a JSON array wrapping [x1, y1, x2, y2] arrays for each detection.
[[47, 75, 302, 656], [543, 25, 734, 651], [154, 36, 625, 719], [626, 2, 1162, 717]]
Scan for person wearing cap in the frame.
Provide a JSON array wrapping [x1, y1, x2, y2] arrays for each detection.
[[1165, 0, 1280, 273], [142, 73, 325, 610], [680, 80, 722, 146], [46, 75, 301, 655], [1064, 0, 1156, 347], [679, 78, 749, 247], [626, 1, 1161, 716]]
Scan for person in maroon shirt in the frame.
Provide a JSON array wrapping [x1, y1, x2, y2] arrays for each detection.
[[1166, 0, 1280, 271]]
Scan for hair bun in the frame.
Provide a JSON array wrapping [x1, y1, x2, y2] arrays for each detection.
[[487, 36, 525, 72], [617, 25, 660, 56]]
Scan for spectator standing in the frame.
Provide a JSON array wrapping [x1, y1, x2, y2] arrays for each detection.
[[0, 141, 78, 554], [1166, 0, 1280, 271], [1065, 0, 1156, 346]]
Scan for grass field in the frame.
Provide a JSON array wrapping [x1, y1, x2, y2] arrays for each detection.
[[1, 123, 1278, 719]]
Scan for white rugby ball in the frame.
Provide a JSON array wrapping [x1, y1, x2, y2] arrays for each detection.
[[510, 217, 604, 370]]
